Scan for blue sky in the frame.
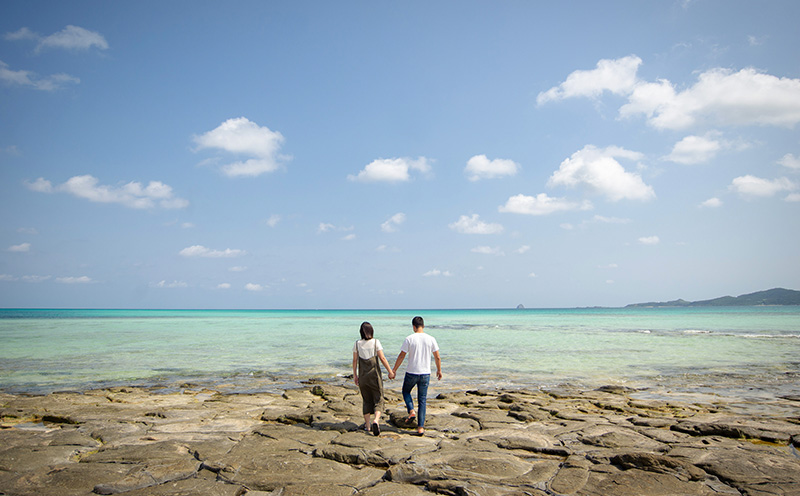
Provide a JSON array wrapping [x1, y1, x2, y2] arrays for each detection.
[[1, 1, 799, 309]]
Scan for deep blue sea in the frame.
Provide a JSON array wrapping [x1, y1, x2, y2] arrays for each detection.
[[1, 307, 799, 409]]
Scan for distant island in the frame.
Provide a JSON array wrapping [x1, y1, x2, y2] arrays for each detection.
[[625, 288, 800, 308]]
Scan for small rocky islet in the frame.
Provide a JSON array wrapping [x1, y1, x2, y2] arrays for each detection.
[[1, 383, 799, 495]]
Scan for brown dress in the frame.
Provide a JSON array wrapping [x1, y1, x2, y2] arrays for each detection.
[[357, 339, 384, 414]]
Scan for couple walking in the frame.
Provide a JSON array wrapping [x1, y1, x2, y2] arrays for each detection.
[[351, 316, 442, 436]]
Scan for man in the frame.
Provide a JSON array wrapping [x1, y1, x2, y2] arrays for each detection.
[[392, 316, 442, 435]]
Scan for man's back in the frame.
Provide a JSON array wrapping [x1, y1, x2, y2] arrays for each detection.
[[401, 332, 439, 375]]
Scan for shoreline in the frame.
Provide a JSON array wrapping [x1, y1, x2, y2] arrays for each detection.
[[1, 382, 799, 495]]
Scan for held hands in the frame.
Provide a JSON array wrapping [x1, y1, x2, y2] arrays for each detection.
[[388, 370, 396, 380]]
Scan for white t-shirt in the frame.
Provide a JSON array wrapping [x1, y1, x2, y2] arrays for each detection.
[[353, 338, 383, 359], [400, 332, 439, 375]]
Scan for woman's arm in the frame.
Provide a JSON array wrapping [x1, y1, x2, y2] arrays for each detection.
[[377, 350, 395, 380], [352, 351, 359, 386]]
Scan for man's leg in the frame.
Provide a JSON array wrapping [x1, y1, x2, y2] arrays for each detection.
[[401, 373, 418, 417], [416, 374, 430, 433]]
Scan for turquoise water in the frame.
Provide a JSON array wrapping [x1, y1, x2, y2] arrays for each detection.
[[1, 308, 799, 401]]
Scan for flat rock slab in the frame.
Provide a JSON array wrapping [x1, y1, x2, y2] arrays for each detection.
[[2, 385, 800, 495]]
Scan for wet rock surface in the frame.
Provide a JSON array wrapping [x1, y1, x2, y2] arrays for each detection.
[[1, 385, 799, 495]]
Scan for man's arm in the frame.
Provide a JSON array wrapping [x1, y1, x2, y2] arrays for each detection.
[[392, 351, 407, 375], [433, 350, 442, 380]]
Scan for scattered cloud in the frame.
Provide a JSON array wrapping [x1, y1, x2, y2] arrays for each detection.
[[471, 246, 504, 256], [0, 274, 18, 281], [265, 214, 281, 228], [542, 56, 800, 131], [620, 67, 800, 130], [229, 266, 247, 272], [194, 117, 288, 178], [151, 280, 188, 288], [500, 193, 593, 215], [778, 153, 800, 170], [245, 283, 264, 291], [0, 60, 80, 91], [55, 276, 94, 284], [423, 269, 452, 277], [666, 133, 723, 164], [465, 155, 520, 181], [537, 55, 642, 104], [786, 193, 800, 202], [26, 175, 188, 209], [599, 263, 619, 269], [516, 245, 531, 254], [348, 157, 432, 182], [381, 212, 406, 233], [217, 283, 231, 289], [318, 223, 354, 234], [22, 275, 51, 283], [341, 233, 357, 241], [17, 227, 38, 235], [528, 272, 537, 278], [6, 25, 109, 52], [8, 243, 30, 252], [593, 215, 631, 224], [179, 245, 246, 258], [449, 214, 504, 234], [729, 175, 796, 198], [549, 145, 654, 201], [699, 197, 723, 208], [638, 236, 660, 245]]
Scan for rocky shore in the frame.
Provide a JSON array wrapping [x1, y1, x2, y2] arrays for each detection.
[[1, 383, 799, 495]]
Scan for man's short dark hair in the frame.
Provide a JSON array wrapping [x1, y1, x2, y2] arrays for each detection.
[[412, 316, 424, 329]]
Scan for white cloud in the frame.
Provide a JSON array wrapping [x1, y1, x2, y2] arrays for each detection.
[[194, 117, 288, 177], [778, 153, 800, 170], [317, 222, 335, 233], [27, 175, 188, 209], [381, 212, 406, 233], [786, 193, 800, 202], [423, 269, 452, 277], [528, 272, 537, 278], [0, 60, 80, 91], [638, 236, 660, 245], [516, 245, 531, 254], [560, 223, 574, 230], [699, 197, 723, 208], [348, 157, 432, 182], [666, 133, 723, 164], [0, 274, 18, 281], [537, 55, 642, 105], [620, 67, 800, 130], [265, 214, 281, 227], [245, 283, 264, 291], [8, 243, 30, 252], [22, 275, 51, 283], [217, 283, 231, 289], [499, 193, 592, 215], [465, 155, 520, 181], [151, 280, 188, 288], [56, 276, 93, 284], [472, 246, 505, 256], [730, 175, 796, 198], [36, 25, 109, 52], [341, 233, 357, 241], [229, 266, 247, 272], [599, 263, 619, 269], [548, 145, 654, 202], [4, 27, 38, 41], [179, 245, 245, 258], [593, 215, 631, 224], [449, 214, 504, 234]]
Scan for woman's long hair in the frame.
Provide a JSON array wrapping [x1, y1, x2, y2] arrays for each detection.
[[359, 321, 374, 340]]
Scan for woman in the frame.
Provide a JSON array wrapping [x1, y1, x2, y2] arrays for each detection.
[[352, 321, 395, 435]]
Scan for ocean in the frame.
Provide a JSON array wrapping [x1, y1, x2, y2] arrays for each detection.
[[1, 307, 799, 409]]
